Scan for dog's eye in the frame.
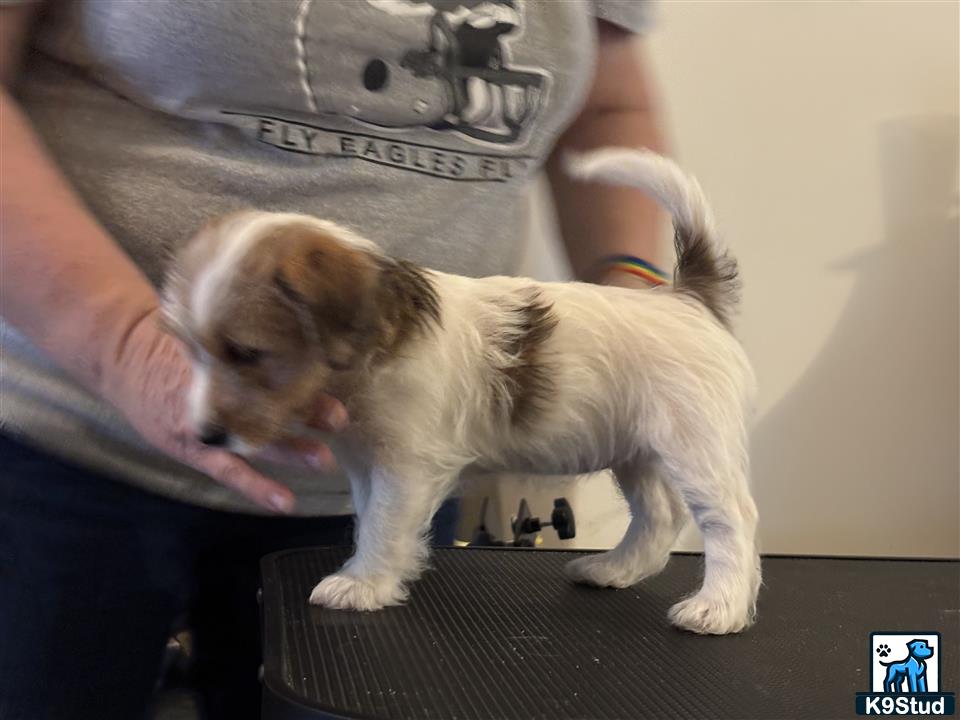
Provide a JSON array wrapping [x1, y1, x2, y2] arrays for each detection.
[[223, 340, 263, 366]]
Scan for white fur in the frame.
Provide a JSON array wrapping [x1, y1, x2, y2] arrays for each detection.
[[565, 148, 721, 252], [186, 360, 211, 431], [185, 150, 761, 635], [316, 271, 760, 634], [191, 213, 270, 328]]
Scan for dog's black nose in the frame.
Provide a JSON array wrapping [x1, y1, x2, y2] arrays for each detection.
[[198, 424, 229, 447]]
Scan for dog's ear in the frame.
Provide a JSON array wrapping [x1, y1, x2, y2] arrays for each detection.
[[273, 226, 381, 367]]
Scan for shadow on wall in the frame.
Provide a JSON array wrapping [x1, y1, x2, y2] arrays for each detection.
[[750, 116, 960, 557]]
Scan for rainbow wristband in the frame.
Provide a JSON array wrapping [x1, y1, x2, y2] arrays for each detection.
[[600, 255, 671, 287]]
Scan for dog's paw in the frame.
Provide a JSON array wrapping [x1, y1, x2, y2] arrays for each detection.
[[668, 593, 753, 635], [564, 554, 641, 589], [877, 644, 891, 658], [308, 572, 406, 611]]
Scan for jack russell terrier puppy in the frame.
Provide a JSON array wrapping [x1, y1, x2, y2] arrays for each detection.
[[161, 149, 760, 635]]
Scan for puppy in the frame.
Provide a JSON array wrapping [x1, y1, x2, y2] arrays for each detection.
[[162, 149, 760, 635]]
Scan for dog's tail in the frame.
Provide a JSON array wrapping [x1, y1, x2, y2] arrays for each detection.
[[565, 147, 740, 328]]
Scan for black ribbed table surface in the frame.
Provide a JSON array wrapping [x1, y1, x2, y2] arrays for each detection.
[[260, 548, 959, 720]]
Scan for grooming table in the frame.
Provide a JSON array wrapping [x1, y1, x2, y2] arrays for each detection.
[[260, 548, 959, 719]]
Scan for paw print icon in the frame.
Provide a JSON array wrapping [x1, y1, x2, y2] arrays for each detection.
[[876, 643, 892, 658]]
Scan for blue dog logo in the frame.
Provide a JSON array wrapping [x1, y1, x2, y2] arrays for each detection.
[[880, 638, 934, 693], [856, 632, 955, 716]]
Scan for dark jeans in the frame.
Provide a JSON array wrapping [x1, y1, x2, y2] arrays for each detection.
[[0, 434, 457, 720]]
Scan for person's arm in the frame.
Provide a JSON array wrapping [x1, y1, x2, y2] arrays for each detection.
[[0, 4, 340, 512], [1, 4, 160, 398], [546, 22, 667, 287]]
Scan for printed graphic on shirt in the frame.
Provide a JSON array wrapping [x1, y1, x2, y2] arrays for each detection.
[[362, 0, 550, 146], [225, 111, 532, 182], [229, 0, 551, 181]]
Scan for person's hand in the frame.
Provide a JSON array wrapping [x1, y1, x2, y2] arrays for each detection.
[[97, 307, 345, 513]]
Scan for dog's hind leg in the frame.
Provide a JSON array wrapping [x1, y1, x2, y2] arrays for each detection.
[[884, 669, 902, 693], [565, 456, 687, 588], [660, 437, 761, 635]]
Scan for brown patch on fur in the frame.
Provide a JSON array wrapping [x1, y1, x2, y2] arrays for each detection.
[[673, 228, 741, 329], [493, 288, 558, 424], [372, 258, 442, 359], [260, 223, 386, 372]]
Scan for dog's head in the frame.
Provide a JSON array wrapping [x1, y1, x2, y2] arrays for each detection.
[[907, 639, 934, 660], [161, 211, 424, 453]]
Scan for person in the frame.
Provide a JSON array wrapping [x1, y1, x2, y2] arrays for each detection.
[[0, 1, 666, 718]]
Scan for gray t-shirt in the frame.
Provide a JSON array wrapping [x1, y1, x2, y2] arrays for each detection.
[[1, 0, 650, 514]]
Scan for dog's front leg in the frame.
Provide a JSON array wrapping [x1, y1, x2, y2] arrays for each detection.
[[348, 473, 372, 524], [908, 667, 922, 694], [309, 462, 456, 611]]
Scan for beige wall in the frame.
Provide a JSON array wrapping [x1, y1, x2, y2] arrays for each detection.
[[473, 1, 959, 558]]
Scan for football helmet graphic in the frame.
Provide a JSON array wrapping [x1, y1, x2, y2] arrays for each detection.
[[361, 0, 549, 145]]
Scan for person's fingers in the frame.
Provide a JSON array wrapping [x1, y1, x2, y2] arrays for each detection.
[[185, 444, 295, 513], [304, 395, 348, 433], [256, 440, 337, 472]]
